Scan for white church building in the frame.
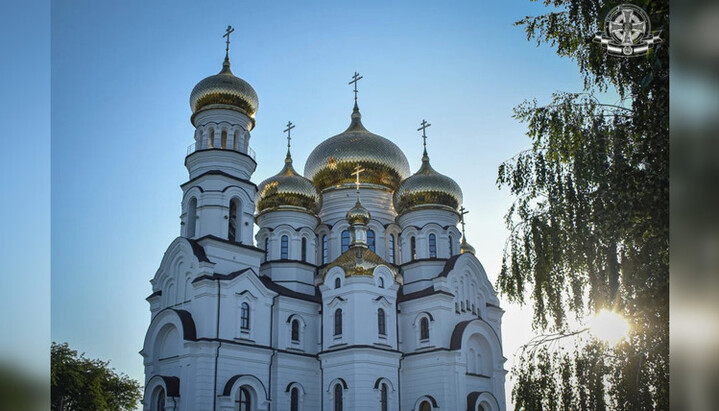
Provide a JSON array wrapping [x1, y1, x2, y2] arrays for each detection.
[[141, 36, 506, 411]]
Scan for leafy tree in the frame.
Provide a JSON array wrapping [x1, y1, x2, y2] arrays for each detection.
[[497, 0, 668, 409], [51, 342, 142, 411]]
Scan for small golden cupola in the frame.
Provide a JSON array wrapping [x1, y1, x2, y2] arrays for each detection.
[[189, 29, 259, 127], [393, 120, 463, 215], [256, 122, 321, 215]]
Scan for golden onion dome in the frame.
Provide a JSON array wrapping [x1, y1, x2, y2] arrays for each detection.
[[393, 152, 463, 214], [303, 105, 410, 191], [346, 199, 371, 226], [256, 153, 321, 215], [460, 237, 476, 255], [190, 57, 259, 121]]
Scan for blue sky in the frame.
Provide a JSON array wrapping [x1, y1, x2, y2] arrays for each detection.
[[9, 0, 590, 405]]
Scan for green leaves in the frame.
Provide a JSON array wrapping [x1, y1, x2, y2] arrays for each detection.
[[51, 342, 141, 411]]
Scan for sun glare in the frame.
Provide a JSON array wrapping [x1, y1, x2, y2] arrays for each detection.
[[590, 309, 630, 345]]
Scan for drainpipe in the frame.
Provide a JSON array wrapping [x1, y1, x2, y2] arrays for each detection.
[[213, 278, 221, 411], [268, 294, 278, 407]]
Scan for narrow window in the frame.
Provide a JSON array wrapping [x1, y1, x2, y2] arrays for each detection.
[[264, 238, 269, 262], [378, 308, 386, 336], [291, 387, 299, 411], [233, 130, 240, 151], [322, 235, 328, 264], [334, 309, 342, 336], [410, 237, 417, 261], [341, 230, 350, 253], [208, 128, 215, 148], [378, 277, 385, 288], [419, 400, 431, 411], [301, 237, 307, 262], [449, 235, 453, 256], [380, 383, 388, 411], [228, 199, 238, 242], [334, 384, 343, 411], [368, 229, 376, 252], [334, 278, 341, 289], [429, 234, 437, 258], [291, 319, 300, 342], [240, 302, 250, 330], [221, 129, 228, 149], [388, 234, 395, 264], [157, 388, 166, 411], [187, 197, 197, 238], [420, 317, 429, 341], [281, 235, 289, 259], [236, 386, 251, 411]]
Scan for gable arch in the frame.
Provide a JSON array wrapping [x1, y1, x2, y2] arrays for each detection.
[[222, 374, 269, 400], [142, 308, 197, 361]]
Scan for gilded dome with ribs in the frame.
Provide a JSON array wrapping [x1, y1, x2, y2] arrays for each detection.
[[256, 154, 321, 215], [393, 152, 463, 214], [303, 105, 410, 191], [190, 58, 259, 119]]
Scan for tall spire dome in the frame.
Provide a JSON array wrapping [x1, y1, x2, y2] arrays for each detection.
[[189, 26, 259, 126]]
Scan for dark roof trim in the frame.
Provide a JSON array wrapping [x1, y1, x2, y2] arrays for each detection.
[[171, 309, 197, 341], [400, 222, 460, 231], [449, 318, 503, 352], [437, 254, 462, 277], [259, 276, 321, 303], [260, 259, 318, 269], [467, 391, 499, 410], [181, 169, 258, 191], [146, 290, 162, 300], [373, 377, 391, 389], [187, 238, 210, 262], [194, 337, 317, 358], [486, 302, 501, 309], [192, 267, 253, 284], [423, 395, 439, 407], [397, 286, 454, 302], [197, 235, 266, 254], [285, 382, 302, 392], [320, 344, 401, 355], [160, 376, 180, 397], [332, 378, 348, 389]]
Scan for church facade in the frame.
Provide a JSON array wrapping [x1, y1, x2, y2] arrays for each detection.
[[141, 40, 506, 411]]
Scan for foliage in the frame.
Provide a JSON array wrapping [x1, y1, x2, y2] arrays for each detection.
[[51, 342, 142, 411], [498, 0, 668, 409]]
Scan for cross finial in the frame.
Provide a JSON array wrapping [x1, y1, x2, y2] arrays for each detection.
[[349, 72, 363, 102], [223, 25, 235, 59], [459, 206, 469, 238], [283, 121, 295, 153], [351, 164, 365, 197], [418, 119, 431, 155]]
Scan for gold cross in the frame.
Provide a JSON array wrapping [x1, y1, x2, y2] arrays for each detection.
[[283, 121, 295, 151], [418, 119, 431, 152], [349, 72, 363, 102], [459, 206, 469, 237], [223, 26, 235, 58], [351, 164, 365, 192]]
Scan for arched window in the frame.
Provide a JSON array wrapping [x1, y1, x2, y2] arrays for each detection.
[[228, 199, 239, 242], [156, 388, 166, 411], [281, 235, 289, 259], [233, 130, 240, 151], [334, 277, 341, 289], [333, 383, 343, 411], [410, 236, 417, 261], [187, 197, 197, 238], [209, 128, 215, 148], [301, 237, 307, 262], [236, 386, 251, 411], [420, 317, 429, 341], [419, 400, 431, 411], [368, 229, 376, 252], [264, 238, 269, 262], [334, 309, 342, 336], [378, 308, 386, 336], [449, 235, 453, 256], [322, 235, 328, 264], [221, 129, 228, 149], [388, 234, 395, 264], [291, 387, 299, 411], [429, 234, 437, 258], [380, 383, 388, 411], [341, 230, 350, 253], [240, 302, 250, 330], [291, 319, 300, 342], [378, 277, 385, 289]]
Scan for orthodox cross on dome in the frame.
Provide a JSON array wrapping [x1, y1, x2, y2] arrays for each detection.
[[283, 121, 295, 153], [459, 206, 469, 238], [418, 119, 431, 154], [349, 72, 363, 103], [223, 25, 235, 59], [351, 164, 365, 197]]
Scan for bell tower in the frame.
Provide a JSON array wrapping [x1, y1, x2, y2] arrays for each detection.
[[180, 26, 259, 246]]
